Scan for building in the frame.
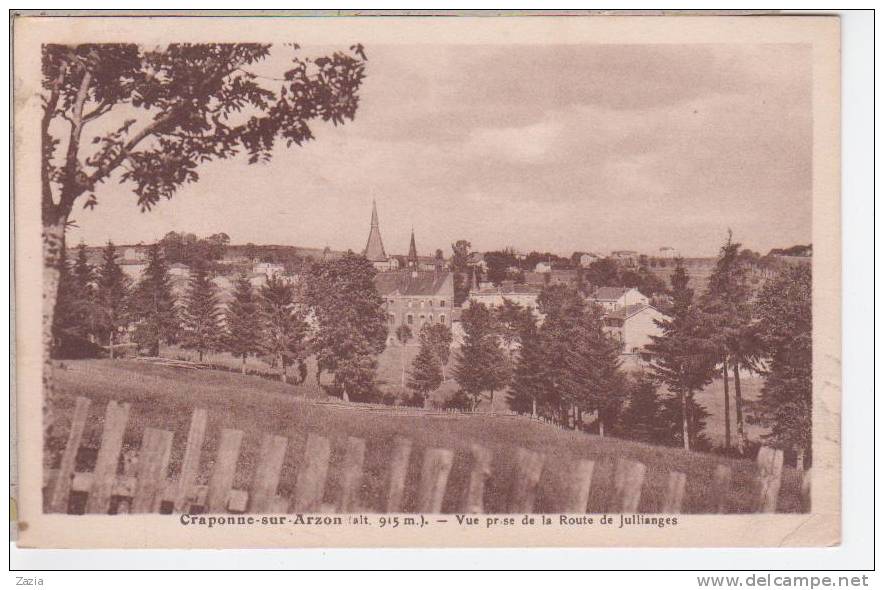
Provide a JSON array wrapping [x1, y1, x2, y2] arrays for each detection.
[[374, 270, 455, 344], [169, 263, 192, 279], [363, 200, 397, 272], [467, 281, 543, 316], [603, 303, 667, 356], [119, 259, 147, 281], [610, 250, 639, 266], [589, 286, 648, 312], [524, 269, 578, 287], [252, 262, 285, 279], [578, 252, 601, 267], [658, 246, 679, 259], [534, 261, 553, 273]]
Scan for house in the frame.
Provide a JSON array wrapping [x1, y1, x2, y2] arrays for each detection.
[[119, 259, 147, 281], [589, 286, 648, 312], [169, 263, 191, 279], [578, 252, 601, 267], [603, 303, 667, 357], [253, 262, 285, 278], [658, 246, 679, 259], [610, 250, 639, 266], [122, 247, 147, 262], [467, 281, 543, 317], [534, 261, 553, 273], [374, 269, 455, 345], [524, 269, 578, 287]]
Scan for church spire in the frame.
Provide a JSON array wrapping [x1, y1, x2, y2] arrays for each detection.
[[407, 228, 418, 268], [363, 200, 387, 262]]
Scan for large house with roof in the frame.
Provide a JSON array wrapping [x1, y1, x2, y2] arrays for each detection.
[[603, 303, 667, 358], [374, 270, 455, 344], [467, 280, 543, 317], [589, 286, 648, 312]]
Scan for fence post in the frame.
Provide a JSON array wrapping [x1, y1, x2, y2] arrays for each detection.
[[756, 446, 784, 513], [612, 458, 646, 512], [205, 428, 244, 513], [172, 408, 207, 513], [385, 436, 413, 513], [249, 434, 289, 513], [710, 465, 732, 513], [131, 428, 174, 513], [508, 448, 545, 512], [660, 471, 687, 513], [46, 396, 91, 513], [292, 434, 331, 512], [85, 401, 131, 514], [462, 444, 493, 513], [337, 437, 367, 512], [562, 459, 595, 513], [417, 448, 454, 513]]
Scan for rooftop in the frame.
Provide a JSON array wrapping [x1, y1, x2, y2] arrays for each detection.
[[374, 270, 453, 297]]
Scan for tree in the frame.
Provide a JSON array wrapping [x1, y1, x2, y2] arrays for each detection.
[[508, 312, 545, 417], [180, 261, 223, 362], [303, 252, 388, 401], [452, 303, 510, 411], [52, 245, 94, 357], [259, 275, 308, 385], [40, 43, 367, 430], [646, 262, 717, 450], [93, 241, 130, 359], [616, 374, 671, 444], [451, 239, 472, 306], [130, 244, 178, 356], [224, 273, 262, 374], [395, 324, 413, 389], [752, 264, 812, 467], [407, 340, 443, 406], [419, 322, 453, 379], [703, 231, 763, 454]]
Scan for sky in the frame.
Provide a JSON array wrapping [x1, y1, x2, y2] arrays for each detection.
[[66, 43, 812, 258]]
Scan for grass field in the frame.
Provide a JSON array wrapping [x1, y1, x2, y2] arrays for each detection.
[[51, 359, 802, 514]]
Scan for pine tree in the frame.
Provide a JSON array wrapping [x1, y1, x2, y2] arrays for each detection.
[[224, 273, 262, 374], [419, 323, 453, 378], [453, 303, 510, 411], [408, 340, 443, 406], [646, 262, 717, 451], [131, 243, 178, 356], [71, 243, 96, 337], [180, 261, 223, 362], [51, 246, 87, 356], [259, 275, 308, 385], [94, 241, 130, 359], [508, 311, 545, 417], [752, 263, 812, 467], [616, 374, 670, 444], [395, 324, 413, 389]]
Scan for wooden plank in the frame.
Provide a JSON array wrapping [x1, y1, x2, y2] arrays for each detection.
[[417, 448, 454, 513], [799, 468, 812, 512], [131, 428, 174, 513], [508, 448, 545, 512], [562, 459, 595, 513], [462, 444, 493, 514], [711, 465, 732, 513], [85, 401, 131, 514], [46, 396, 91, 513], [613, 458, 646, 512], [292, 434, 331, 512], [660, 471, 687, 513], [205, 429, 244, 513], [337, 437, 366, 513], [249, 434, 288, 513], [756, 446, 784, 513], [385, 436, 413, 512], [172, 408, 207, 512]]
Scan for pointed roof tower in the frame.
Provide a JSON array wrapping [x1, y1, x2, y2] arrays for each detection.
[[363, 200, 387, 262], [407, 228, 418, 268]]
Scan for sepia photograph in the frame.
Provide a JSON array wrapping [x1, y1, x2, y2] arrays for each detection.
[[11, 12, 843, 550]]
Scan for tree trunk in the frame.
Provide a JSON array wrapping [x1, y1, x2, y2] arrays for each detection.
[[598, 416, 605, 438], [108, 330, 115, 361], [198, 349, 204, 363], [722, 360, 731, 450], [680, 391, 690, 451], [489, 389, 494, 412], [531, 397, 537, 418], [278, 353, 287, 384], [733, 359, 746, 454], [42, 220, 66, 438], [796, 447, 805, 471], [241, 353, 247, 374]]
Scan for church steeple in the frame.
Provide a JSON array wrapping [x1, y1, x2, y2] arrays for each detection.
[[363, 200, 387, 262], [407, 228, 418, 269]]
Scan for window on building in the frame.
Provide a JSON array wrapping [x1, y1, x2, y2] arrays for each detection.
[[407, 314, 413, 325], [440, 300, 446, 307], [428, 314, 433, 323], [440, 314, 446, 324]]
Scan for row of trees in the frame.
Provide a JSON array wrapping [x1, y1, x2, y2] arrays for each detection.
[[54, 244, 391, 402], [445, 232, 812, 463]]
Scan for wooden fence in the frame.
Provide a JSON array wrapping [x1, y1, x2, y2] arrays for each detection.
[[44, 396, 809, 515]]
